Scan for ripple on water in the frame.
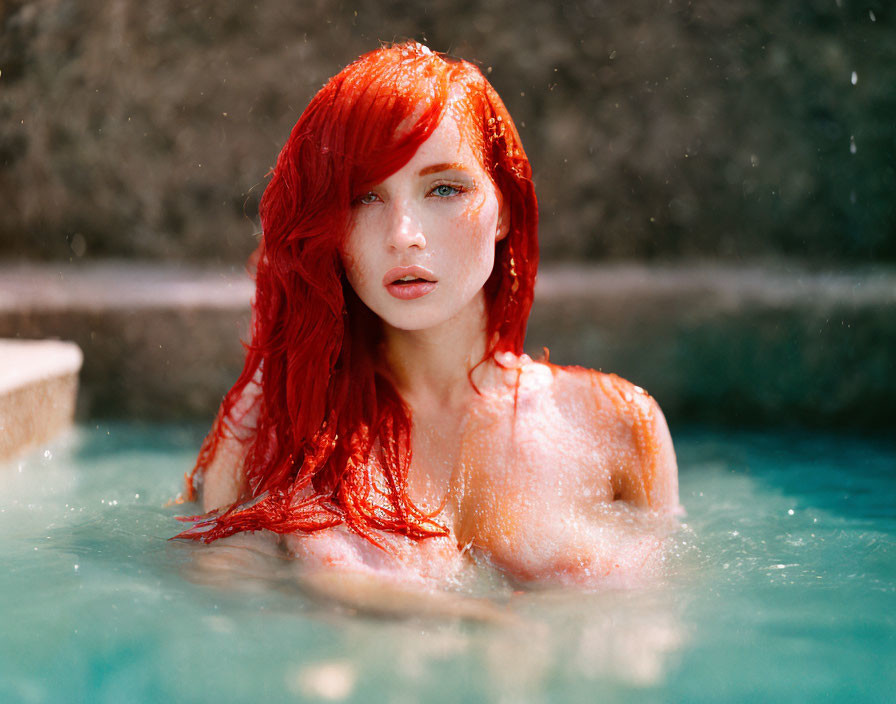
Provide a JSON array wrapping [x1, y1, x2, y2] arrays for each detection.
[[0, 424, 893, 703]]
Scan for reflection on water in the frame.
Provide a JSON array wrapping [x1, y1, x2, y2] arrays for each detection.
[[177, 526, 691, 699], [0, 423, 893, 702]]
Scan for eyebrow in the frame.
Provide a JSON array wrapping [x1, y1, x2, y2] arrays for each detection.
[[418, 162, 469, 176]]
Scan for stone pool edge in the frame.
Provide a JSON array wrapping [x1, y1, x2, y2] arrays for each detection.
[[0, 339, 82, 461], [1, 261, 892, 428]]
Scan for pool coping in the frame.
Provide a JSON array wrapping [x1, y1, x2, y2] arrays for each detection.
[[0, 338, 82, 461], [1, 260, 893, 428]]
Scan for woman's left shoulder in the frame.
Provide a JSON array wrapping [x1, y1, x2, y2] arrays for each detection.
[[517, 359, 646, 416], [533, 361, 680, 512]]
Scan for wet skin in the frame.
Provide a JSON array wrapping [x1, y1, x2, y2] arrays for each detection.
[[200, 112, 679, 590], [281, 356, 679, 588]]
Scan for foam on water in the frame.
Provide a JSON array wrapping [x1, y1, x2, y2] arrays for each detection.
[[1, 423, 893, 703]]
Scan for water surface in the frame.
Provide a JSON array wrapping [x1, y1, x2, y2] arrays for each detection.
[[1, 423, 893, 703]]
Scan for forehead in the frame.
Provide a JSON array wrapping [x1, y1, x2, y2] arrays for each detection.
[[404, 110, 486, 171]]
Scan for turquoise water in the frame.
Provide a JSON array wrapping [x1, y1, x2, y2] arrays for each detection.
[[1, 423, 893, 703]]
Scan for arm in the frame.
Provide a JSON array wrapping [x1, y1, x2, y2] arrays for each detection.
[[632, 395, 680, 513], [296, 568, 510, 622], [200, 432, 250, 512], [590, 372, 680, 514], [285, 528, 510, 622], [200, 380, 261, 512]]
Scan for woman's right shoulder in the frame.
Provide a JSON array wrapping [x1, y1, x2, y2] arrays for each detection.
[[221, 378, 263, 438], [200, 380, 262, 512]]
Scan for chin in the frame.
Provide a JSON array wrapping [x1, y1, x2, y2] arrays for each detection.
[[379, 308, 453, 332], [367, 286, 486, 333]]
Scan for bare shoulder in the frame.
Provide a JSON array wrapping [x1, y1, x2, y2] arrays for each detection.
[[199, 380, 261, 513], [539, 363, 680, 513]]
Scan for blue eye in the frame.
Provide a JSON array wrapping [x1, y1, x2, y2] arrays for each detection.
[[432, 184, 461, 198], [356, 192, 379, 205]]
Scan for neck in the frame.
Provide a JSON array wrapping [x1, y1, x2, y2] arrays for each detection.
[[381, 291, 493, 412]]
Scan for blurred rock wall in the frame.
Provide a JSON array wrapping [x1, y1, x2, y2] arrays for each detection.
[[1, 0, 893, 264]]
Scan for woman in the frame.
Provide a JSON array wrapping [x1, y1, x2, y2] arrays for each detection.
[[176, 41, 679, 590]]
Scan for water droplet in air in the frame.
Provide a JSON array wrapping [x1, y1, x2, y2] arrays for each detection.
[[849, 136, 857, 154], [43, 450, 52, 460], [851, 71, 858, 85], [869, 10, 876, 21]]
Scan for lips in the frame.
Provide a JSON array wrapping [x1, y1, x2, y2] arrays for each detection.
[[383, 265, 437, 300]]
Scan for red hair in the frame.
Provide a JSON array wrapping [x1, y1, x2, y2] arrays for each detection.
[[175, 41, 538, 544]]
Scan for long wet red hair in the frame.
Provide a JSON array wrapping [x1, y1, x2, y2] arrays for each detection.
[[175, 41, 538, 544]]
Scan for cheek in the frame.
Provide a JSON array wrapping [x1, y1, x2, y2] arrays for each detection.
[[461, 196, 500, 252], [340, 232, 371, 293], [440, 208, 497, 285]]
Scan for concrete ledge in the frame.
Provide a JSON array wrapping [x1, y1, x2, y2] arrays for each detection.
[[0, 263, 252, 419], [1, 261, 893, 429], [525, 264, 896, 428], [0, 339, 83, 461]]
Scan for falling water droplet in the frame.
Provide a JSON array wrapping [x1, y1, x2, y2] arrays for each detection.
[[849, 136, 857, 154], [869, 10, 876, 21], [43, 449, 52, 460], [851, 71, 858, 85]]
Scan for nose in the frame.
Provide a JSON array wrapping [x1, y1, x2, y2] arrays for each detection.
[[387, 200, 426, 251]]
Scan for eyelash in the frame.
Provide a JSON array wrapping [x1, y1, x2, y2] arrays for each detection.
[[430, 183, 465, 198], [353, 183, 468, 206]]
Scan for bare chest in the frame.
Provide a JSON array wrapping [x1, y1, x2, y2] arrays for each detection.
[[448, 383, 617, 580]]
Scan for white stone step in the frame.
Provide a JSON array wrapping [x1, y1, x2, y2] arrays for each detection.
[[0, 339, 82, 461]]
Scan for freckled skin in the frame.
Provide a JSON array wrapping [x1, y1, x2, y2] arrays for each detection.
[[273, 357, 679, 588], [200, 113, 679, 589], [201, 362, 679, 590], [341, 112, 506, 333], [452, 359, 678, 586]]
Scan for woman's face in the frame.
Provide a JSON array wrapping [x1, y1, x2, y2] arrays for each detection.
[[342, 112, 507, 333]]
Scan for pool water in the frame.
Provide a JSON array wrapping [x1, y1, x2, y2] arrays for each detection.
[[1, 423, 893, 703]]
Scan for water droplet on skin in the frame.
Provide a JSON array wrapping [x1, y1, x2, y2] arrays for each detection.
[[43, 450, 52, 460]]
